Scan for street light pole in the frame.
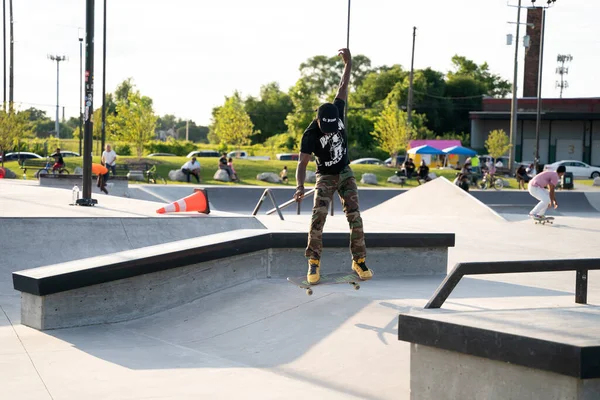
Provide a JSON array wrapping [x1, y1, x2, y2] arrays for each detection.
[[101, 0, 107, 153], [344, 0, 350, 130], [48, 54, 67, 139], [533, 6, 546, 172], [77, 0, 97, 207], [79, 30, 84, 155], [508, 0, 522, 173]]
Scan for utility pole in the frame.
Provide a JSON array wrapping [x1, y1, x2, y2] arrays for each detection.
[[186, 120, 189, 141], [3, 0, 6, 111], [100, 0, 107, 153], [507, 0, 522, 173], [79, 30, 84, 155], [406, 27, 417, 127], [48, 54, 67, 138], [77, 0, 97, 207], [8, 0, 13, 108], [555, 54, 572, 98]]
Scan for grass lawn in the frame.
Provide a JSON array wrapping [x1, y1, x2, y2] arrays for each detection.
[[9, 156, 590, 191]]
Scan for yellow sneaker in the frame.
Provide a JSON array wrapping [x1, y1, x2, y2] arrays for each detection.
[[352, 258, 373, 280], [307, 259, 320, 284]]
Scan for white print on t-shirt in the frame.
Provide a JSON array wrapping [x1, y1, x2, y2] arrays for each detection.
[[319, 131, 345, 167]]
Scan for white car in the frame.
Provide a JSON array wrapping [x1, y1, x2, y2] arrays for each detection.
[[544, 160, 600, 179], [0, 152, 43, 162], [350, 158, 384, 165]]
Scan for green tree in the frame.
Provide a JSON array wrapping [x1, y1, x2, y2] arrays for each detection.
[[244, 82, 293, 143], [299, 53, 372, 101], [285, 78, 320, 141], [371, 101, 413, 165], [352, 65, 407, 111], [0, 108, 32, 166], [210, 92, 254, 146], [111, 90, 158, 157], [448, 55, 511, 98], [485, 129, 512, 159]]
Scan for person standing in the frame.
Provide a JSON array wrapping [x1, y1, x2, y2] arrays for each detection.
[[528, 165, 566, 218], [293, 48, 373, 285], [102, 144, 118, 177]]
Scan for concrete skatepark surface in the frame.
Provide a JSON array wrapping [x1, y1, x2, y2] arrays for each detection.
[[1, 178, 600, 399]]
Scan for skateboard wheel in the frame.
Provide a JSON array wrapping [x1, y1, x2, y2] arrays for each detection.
[[306, 289, 313, 296], [354, 284, 360, 290]]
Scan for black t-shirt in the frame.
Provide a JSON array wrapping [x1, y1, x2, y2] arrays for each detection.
[[300, 98, 349, 175], [55, 154, 64, 164], [219, 156, 227, 166]]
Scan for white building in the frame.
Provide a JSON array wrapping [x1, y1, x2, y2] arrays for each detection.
[[470, 97, 600, 167]]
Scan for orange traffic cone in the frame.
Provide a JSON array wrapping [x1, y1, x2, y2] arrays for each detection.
[[156, 188, 210, 214]]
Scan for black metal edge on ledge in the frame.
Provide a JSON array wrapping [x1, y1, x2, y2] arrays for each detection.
[[398, 314, 600, 379], [13, 231, 455, 296]]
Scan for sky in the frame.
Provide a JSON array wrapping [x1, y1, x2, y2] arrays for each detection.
[[9, 0, 600, 127]]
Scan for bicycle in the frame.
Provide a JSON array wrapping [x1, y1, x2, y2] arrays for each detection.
[[145, 165, 166, 184], [34, 158, 70, 178], [479, 172, 504, 190]]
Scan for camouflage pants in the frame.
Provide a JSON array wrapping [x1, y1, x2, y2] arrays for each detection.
[[305, 166, 366, 261]]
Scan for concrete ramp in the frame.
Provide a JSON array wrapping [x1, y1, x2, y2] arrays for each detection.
[[362, 177, 504, 222]]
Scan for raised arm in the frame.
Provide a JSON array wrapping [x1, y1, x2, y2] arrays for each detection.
[[293, 153, 312, 201], [335, 48, 352, 101]]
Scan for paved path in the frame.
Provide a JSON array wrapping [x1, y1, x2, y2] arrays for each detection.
[[1, 178, 600, 399]]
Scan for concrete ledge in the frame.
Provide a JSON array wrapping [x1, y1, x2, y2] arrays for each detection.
[[409, 344, 600, 400], [13, 230, 454, 329], [39, 174, 129, 197], [398, 309, 600, 399]]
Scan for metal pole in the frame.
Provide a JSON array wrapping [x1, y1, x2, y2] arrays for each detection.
[[2, 0, 5, 111], [344, 0, 350, 131], [8, 0, 12, 108], [100, 0, 107, 153], [55, 59, 60, 138], [407, 26, 417, 126], [534, 7, 546, 172], [79, 35, 83, 155], [508, 0, 522, 172], [78, 0, 97, 206]]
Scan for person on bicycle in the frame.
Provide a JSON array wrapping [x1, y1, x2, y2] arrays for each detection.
[[52, 148, 65, 173]]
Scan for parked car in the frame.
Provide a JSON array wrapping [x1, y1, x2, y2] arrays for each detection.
[[544, 160, 600, 179], [148, 153, 176, 157], [227, 150, 270, 160], [350, 158, 384, 165], [276, 153, 299, 161], [0, 152, 43, 162], [186, 150, 220, 158], [51, 151, 80, 157], [384, 155, 406, 167]]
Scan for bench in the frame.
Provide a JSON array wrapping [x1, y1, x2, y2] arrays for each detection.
[[113, 162, 153, 182], [13, 229, 455, 330], [21, 159, 69, 175]]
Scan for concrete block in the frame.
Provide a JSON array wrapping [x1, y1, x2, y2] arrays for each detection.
[[269, 247, 447, 278], [22, 251, 268, 330], [257, 172, 282, 184], [410, 344, 600, 400]]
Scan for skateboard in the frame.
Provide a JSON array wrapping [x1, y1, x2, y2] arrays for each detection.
[[533, 215, 554, 225], [287, 272, 365, 296]]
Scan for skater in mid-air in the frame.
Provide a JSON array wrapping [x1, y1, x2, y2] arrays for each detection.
[[293, 47, 373, 285], [527, 165, 566, 219]]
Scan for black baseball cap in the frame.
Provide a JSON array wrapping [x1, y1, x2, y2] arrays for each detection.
[[317, 103, 339, 133]]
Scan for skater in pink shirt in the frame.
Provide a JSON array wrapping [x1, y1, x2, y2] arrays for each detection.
[[528, 165, 566, 218]]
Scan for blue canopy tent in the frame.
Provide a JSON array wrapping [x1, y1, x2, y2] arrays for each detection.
[[406, 145, 445, 155], [441, 145, 477, 168], [441, 146, 477, 156]]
